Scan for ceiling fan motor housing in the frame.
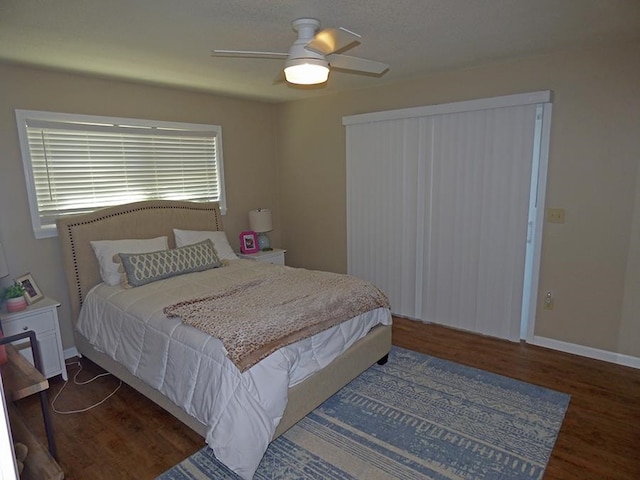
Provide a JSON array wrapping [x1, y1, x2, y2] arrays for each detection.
[[287, 18, 328, 66]]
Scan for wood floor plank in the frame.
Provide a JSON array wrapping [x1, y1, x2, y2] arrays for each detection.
[[392, 317, 640, 480], [11, 316, 640, 479]]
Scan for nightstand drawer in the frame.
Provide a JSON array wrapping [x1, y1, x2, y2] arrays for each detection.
[[2, 309, 56, 337]]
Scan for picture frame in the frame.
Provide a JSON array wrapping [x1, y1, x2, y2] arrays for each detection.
[[239, 231, 259, 254], [15, 272, 44, 305]]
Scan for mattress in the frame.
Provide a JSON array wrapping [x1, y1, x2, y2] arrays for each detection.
[[76, 259, 391, 479]]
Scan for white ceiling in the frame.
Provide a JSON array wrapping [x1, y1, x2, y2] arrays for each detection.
[[1, 0, 639, 103]]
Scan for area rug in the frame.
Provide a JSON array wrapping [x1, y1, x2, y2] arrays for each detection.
[[157, 347, 570, 480]]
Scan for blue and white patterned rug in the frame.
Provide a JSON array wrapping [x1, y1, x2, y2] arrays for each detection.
[[157, 347, 570, 480]]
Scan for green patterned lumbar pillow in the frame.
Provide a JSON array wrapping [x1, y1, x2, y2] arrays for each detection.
[[115, 239, 221, 288]]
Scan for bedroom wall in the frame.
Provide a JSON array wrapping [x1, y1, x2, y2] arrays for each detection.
[[0, 63, 280, 352], [276, 40, 640, 359]]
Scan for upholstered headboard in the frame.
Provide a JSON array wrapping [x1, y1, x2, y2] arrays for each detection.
[[56, 200, 223, 326]]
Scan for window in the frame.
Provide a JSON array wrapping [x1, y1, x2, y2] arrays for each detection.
[[16, 110, 226, 239]]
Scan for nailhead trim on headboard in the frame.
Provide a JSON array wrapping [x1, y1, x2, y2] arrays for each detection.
[[65, 203, 222, 308]]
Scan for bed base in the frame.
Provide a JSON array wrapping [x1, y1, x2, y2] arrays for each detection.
[[274, 323, 391, 438], [76, 324, 391, 439]]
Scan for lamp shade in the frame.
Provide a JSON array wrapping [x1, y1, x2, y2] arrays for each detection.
[[0, 243, 8, 278], [248, 209, 273, 233]]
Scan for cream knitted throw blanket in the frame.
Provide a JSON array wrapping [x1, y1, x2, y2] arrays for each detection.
[[163, 266, 389, 372]]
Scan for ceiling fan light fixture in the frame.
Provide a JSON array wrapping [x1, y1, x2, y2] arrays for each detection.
[[284, 58, 329, 85]]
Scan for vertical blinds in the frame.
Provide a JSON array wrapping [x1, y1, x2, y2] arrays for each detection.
[[24, 119, 222, 226], [346, 101, 541, 342]]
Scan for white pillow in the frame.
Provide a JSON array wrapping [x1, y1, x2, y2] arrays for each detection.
[[90, 236, 169, 286], [173, 229, 238, 261]]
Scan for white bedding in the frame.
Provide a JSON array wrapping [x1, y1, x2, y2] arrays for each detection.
[[76, 259, 391, 479]]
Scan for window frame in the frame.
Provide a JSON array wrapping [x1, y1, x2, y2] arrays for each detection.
[[15, 109, 226, 239]]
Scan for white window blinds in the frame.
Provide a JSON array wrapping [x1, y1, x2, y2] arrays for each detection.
[[16, 111, 226, 238]]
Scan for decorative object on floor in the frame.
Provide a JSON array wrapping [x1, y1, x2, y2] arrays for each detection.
[[13, 442, 28, 475], [248, 208, 273, 251], [15, 272, 43, 304], [3, 282, 27, 312], [157, 347, 570, 480]]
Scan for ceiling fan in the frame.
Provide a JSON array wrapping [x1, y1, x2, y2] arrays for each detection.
[[212, 18, 389, 85]]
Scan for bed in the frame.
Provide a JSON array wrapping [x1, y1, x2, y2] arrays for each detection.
[[56, 200, 392, 479]]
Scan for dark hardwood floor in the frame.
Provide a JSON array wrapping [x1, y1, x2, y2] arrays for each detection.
[[13, 317, 640, 479]]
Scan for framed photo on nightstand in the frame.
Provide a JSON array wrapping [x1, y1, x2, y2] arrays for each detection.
[[15, 272, 44, 304], [239, 231, 259, 254]]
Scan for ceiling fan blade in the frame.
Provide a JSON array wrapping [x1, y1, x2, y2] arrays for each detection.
[[327, 54, 389, 75], [212, 50, 288, 60], [305, 27, 360, 55]]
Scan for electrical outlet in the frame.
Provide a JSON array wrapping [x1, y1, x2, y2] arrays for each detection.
[[547, 208, 565, 224], [543, 291, 554, 310]]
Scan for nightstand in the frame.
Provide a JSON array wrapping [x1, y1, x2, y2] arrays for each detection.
[[238, 248, 287, 265], [1, 297, 67, 381]]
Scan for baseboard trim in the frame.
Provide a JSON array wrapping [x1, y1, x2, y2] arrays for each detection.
[[532, 336, 640, 370], [65, 337, 639, 370]]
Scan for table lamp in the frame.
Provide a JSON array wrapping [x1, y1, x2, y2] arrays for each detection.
[[248, 208, 273, 251]]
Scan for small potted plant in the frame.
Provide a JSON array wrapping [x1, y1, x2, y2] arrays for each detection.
[[4, 282, 27, 312]]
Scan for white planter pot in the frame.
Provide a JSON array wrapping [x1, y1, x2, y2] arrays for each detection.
[[6, 296, 27, 312]]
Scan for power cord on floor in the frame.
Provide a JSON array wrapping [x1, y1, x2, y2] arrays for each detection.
[[51, 359, 122, 414]]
